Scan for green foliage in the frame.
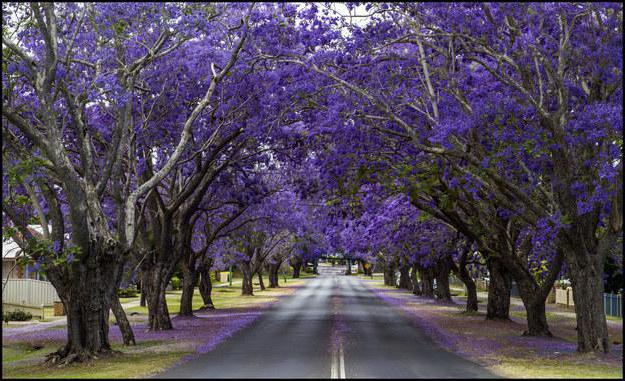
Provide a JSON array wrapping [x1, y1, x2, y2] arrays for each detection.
[[117, 286, 139, 298], [170, 276, 181, 290], [4, 310, 33, 322], [5, 157, 48, 186]]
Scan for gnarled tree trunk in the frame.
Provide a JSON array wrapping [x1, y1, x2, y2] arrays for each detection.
[[452, 251, 478, 312], [486, 257, 511, 320], [179, 258, 199, 317], [566, 234, 612, 352], [257, 271, 265, 291], [410, 266, 421, 295], [241, 262, 254, 296], [143, 263, 174, 330], [290, 257, 302, 278], [139, 277, 146, 307], [199, 266, 215, 309], [268, 262, 281, 288], [419, 267, 435, 298], [111, 293, 135, 346], [45, 241, 125, 364], [434, 256, 452, 302], [398, 264, 412, 290], [383, 260, 396, 287]]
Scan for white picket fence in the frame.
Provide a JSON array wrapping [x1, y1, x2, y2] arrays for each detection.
[[2, 278, 60, 307]]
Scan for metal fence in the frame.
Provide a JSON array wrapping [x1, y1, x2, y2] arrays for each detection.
[[2, 278, 60, 307], [604, 293, 622, 318]]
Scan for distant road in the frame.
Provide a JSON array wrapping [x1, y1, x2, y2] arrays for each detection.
[[156, 265, 498, 378]]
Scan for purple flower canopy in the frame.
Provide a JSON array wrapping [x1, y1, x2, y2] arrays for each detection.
[[2, 2, 621, 355]]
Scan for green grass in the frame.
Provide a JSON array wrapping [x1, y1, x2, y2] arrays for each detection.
[[606, 315, 622, 322], [510, 310, 558, 320], [490, 356, 623, 379], [2, 341, 191, 379], [3, 274, 315, 379], [125, 274, 310, 314]]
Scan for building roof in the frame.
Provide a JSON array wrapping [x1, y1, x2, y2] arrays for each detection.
[[2, 225, 47, 259]]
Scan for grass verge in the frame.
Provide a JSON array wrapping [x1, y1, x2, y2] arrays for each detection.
[[363, 277, 623, 379]]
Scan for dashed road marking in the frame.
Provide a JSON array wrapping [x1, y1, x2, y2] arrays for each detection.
[[339, 342, 346, 378]]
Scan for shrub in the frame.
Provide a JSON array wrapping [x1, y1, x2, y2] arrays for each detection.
[[117, 287, 138, 298], [4, 310, 33, 321], [170, 276, 181, 290]]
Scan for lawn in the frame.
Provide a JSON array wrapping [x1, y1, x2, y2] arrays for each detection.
[[125, 273, 310, 315], [2, 274, 314, 379], [2, 340, 190, 379]]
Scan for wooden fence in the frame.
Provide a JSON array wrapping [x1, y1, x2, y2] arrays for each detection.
[[2, 278, 60, 307]]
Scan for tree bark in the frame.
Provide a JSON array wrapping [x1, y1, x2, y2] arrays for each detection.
[[568, 251, 610, 352], [143, 264, 173, 330], [486, 257, 511, 320], [199, 267, 215, 309], [268, 262, 280, 288], [291, 258, 302, 278], [410, 266, 421, 295], [398, 264, 412, 290], [383, 260, 396, 286], [179, 260, 198, 317], [139, 285, 146, 307], [345, 258, 352, 275], [434, 256, 452, 302], [241, 263, 254, 296], [452, 254, 478, 312], [110, 293, 135, 346], [44, 241, 125, 364], [419, 267, 435, 298], [257, 271, 265, 291]]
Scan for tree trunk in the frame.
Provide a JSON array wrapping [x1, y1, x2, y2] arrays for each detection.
[[139, 287, 146, 307], [568, 256, 610, 352], [363, 261, 373, 276], [268, 262, 280, 288], [398, 264, 412, 290], [383, 261, 396, 286], [522, 292, 552, 336], [143, 264, 173, 330], [199, 267, 214, 309], [435, 256, 452, 302], [45, 241, 124, 364], [411, 266, 421, 295], [110, 293, 135, 346], [345, 258, 352, 275], [450, 247, 478, 312], [486, 257, 511, 320], [241, 263, 254, 296], [312, 259, 319, 275], [257, 271, 265, 291], [291, 258, 302, 278], [454, 259, 478, 312], [179, 260, 198, 317], [420, 267, 435, 298]]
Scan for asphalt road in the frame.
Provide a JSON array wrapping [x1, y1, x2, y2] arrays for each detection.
[[157, 265, 498, 379]]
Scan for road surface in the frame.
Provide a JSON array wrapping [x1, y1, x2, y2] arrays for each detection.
[[157, 265, 497, 378]]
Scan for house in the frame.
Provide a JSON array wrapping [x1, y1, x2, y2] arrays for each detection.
[[2, 225, 48, 281]]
